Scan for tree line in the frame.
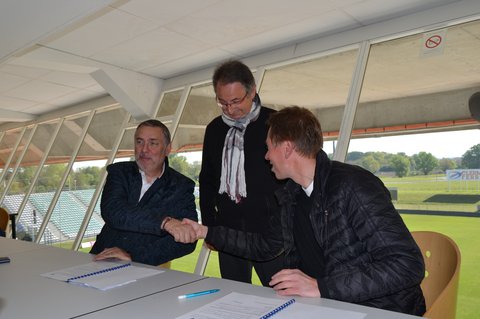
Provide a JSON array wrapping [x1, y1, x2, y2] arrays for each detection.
[[342, 143, 480, 177], [6, 143, 479, 195]]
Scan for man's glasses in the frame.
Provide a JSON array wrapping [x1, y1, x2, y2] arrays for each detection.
[[216, 91, 249, 109]]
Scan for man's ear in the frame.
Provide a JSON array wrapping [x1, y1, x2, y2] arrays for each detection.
[[250, 85, 257, 98], [165, 143, 172, 156], [284, 141, 295, 159]]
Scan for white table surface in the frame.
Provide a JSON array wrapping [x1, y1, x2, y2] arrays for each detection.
[[76, 276, 422, 319], [1, 238, 422, 319], [0, 238, 204, 319], [0, 236, 48, 254]]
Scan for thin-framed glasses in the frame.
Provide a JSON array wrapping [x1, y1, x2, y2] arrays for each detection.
[[216, 91, 249, 109]]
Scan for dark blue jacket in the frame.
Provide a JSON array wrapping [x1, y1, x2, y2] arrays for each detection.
[[90, 161, 197, 265]]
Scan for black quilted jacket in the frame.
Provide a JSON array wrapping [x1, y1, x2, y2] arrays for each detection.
[[90, 161, 197, 266], [206, 150, 426, 315]]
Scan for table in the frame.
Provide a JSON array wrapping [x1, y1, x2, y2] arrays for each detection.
[[75, 277, 421, 319], [0, 238, 421, 319], [0, 237, 204, 318]]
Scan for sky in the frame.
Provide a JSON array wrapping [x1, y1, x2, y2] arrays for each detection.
[[183, 129, 479, 163], [343, 129, 479, 159]]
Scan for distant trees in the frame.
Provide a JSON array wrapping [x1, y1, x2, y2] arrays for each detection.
[[361, 155, 380, 173], [71, 166, 102, 189], [10, 164, 104, 194], [438, 158, 456, 172], [461, 144, 480, 169], [6, 143, 479, 195], [412, 152, 438, 175], [169, 154, 201, 183], [390, 154, 411, 177]]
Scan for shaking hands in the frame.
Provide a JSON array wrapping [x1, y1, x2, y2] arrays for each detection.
[[163, 218, 208, 243]]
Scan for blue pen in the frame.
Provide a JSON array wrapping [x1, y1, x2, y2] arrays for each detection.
[[178, 289, 220, 299]]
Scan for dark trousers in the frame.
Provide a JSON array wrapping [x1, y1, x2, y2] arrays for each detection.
[[218, 251, 285, 287]]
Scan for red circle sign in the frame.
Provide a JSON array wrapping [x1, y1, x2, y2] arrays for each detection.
[[425, 35, 442, 49]]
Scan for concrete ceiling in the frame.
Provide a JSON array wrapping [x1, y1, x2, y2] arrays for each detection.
[[1, 0, 475, 129]]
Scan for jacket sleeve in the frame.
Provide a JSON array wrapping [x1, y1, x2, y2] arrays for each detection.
[[134, 226, 197, 265], [319, 172, 425, 303], [199, 125, 219, 227], [100, 164, 197, 236], [205, 212, 284, 261]]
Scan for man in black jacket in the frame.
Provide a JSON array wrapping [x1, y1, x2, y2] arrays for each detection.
[[184, 106, 426, 315], [90, 119, 197, 266]]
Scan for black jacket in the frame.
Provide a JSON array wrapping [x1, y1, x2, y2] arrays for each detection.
[[90, 161, 197, 266], [199, 106, 282, 232], [207, 150, 426, 315]]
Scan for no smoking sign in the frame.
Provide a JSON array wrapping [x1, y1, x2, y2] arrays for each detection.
[[425, 35, 442, 49], [421, 29, 447, 57]]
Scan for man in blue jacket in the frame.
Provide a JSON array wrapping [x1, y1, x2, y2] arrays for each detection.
[[182, 106, 426, 315], [90, 119, 197, 266]]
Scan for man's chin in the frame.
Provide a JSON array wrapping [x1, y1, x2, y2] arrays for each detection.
[[136, 160, 147, 171]]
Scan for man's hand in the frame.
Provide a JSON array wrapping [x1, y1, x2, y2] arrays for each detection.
[[181, 218, 208, 240], [164, 218, 197, 243], [93, 247, 132, 262], [269, 269, 321, 297]]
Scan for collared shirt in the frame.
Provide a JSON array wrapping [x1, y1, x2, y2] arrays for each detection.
[[302, 180, 314, 197], [138, 164, 165, 201]]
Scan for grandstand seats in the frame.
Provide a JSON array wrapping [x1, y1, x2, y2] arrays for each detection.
[[4, 189, 104, 242]]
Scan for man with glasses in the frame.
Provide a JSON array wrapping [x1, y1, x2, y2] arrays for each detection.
[[90, 119, 197, 266], [199, 60, 284, 286]]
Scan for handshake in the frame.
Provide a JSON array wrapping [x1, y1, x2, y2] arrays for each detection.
[[162, 218, 208, 244]]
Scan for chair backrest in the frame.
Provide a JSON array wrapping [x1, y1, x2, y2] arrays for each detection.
[[0, 207, 9, 233], [411, 231, 461, 319]]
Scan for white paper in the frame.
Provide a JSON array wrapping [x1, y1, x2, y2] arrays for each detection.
[[175, 292, 366, 319], [265, 302, 367, 319], [176, 292, 288, 319], [41, 260, 163, 291]]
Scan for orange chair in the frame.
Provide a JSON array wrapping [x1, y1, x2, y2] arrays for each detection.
[[159, 261, 171, 269], [0, 207, 9, 236], [411, 231, 461, 319]]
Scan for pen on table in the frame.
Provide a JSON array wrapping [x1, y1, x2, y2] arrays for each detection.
[[178, 289, 220, 299]]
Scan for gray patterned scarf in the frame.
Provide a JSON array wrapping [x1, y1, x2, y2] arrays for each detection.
[[219, 94, 261, 203]]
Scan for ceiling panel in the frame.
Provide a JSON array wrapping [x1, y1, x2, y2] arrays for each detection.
[[0, 0, 471, 127]]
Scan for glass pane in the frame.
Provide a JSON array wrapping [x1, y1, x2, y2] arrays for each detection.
[[0, 128, 24, 191], [260, 49, 359, 152], [156, 90, 182, 118], [1, 120, 60, 242], [23, 113, 90, 244], [0, 128, 23, 169], [57, 106, 127, 247], [0, 126, 34, 197], [173, 84, 220, 152]]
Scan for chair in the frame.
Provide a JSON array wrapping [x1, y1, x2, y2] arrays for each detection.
[[0, 207, 9, 237], [194, 241, 211, 275], [411, 231, 461, 319], [159, 261, 171, 269]]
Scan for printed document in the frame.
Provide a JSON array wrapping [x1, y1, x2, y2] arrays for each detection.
[[41, 260, 163, 291], [175, 292, 366, 319]]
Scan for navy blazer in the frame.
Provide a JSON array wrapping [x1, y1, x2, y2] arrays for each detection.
[[90, 160, 197, 265]]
